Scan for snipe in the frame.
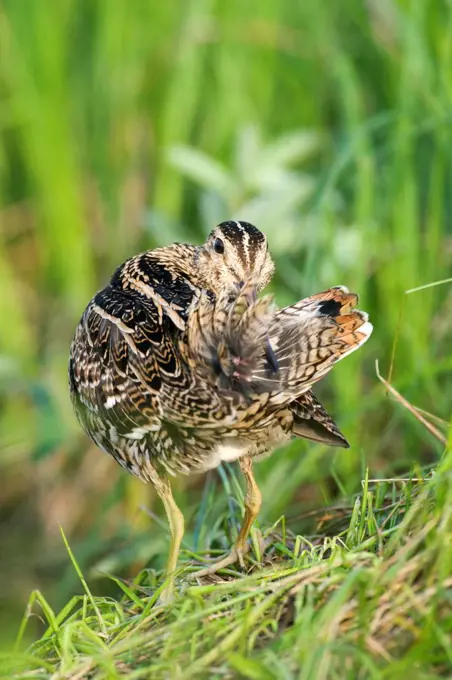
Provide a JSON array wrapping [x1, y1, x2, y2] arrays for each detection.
[[69, 221, 372, 600]]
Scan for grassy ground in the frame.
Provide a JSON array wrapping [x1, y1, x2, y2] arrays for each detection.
[[3, 451, 452, 679], [1, 0, 452, 675]]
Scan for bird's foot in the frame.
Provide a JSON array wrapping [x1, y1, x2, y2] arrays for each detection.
[[190, 542, 251, 579]]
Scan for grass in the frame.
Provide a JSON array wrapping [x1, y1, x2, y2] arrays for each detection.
[[4, 454, 452, 679], [1, 0, 452, 674]]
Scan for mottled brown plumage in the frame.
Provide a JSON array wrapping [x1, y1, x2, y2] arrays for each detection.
[[69, 220, 372, 597]]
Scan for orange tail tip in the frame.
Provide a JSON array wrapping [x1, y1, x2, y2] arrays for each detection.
[[335, 309, 373, 360], [281, 285, 363, 319]]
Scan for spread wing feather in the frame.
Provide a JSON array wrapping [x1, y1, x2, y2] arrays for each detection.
[[262, 286, 373, 396]]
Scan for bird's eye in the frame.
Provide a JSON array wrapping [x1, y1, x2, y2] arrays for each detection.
[[213, 237, 225, 254]]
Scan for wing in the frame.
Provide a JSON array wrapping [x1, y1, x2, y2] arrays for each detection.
[[69, 251, 198, 446], [69, 291, 170, 442]]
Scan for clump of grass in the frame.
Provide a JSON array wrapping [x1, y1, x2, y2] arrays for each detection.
[[3, 454, 451, 679]]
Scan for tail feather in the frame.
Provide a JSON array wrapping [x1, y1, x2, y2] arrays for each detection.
[[257, 286, 372, 396], [291, 391, 349, 448]]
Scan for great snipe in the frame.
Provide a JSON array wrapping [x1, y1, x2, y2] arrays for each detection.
[[69, 221, 372, 600]]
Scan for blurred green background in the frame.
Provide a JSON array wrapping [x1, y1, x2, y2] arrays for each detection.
[[1, 0, 451, 642]]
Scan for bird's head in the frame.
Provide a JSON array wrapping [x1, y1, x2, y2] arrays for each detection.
[[196, 221, 275, 295]]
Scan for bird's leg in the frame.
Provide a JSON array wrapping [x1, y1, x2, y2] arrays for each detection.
[[149, 470, 185, 603], [235, 455, 262, 564], [193, 455, 262, 577]]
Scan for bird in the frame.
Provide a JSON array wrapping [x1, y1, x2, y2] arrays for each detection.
[[69, 220, 372, 600]]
